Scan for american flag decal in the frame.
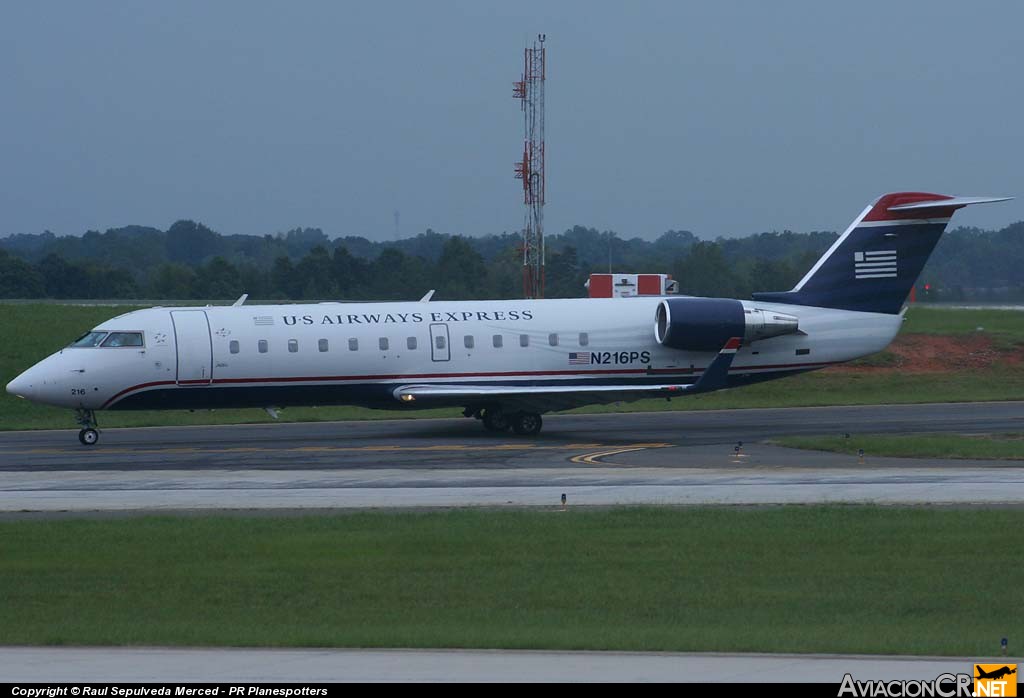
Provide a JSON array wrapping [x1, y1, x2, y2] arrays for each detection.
[[253, 316, 274, 326], [854, 250, 897, 279], [569, 352, 591, 365]]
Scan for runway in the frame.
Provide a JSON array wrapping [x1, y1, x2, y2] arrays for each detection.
[[2, 647, 1015, 683], [1, 402, 1022, 511]]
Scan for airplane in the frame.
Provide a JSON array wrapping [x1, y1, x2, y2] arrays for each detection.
[[5, 191, 1011, 445], [975, 666, 1016, 681]]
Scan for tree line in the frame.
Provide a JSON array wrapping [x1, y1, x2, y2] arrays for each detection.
[[1, 219, 1022, 302]]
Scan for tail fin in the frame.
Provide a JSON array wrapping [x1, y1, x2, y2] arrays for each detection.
[[753, 192, 1011, 314]]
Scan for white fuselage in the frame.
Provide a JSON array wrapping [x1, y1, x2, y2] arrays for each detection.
[[7, 296, 901, 413]]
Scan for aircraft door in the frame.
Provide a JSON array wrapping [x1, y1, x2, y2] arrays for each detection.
[[171, 310, 213, 385], [429, 323, 450, 362]]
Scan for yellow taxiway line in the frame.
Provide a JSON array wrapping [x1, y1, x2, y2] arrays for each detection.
[[569, 443, 672, 465]]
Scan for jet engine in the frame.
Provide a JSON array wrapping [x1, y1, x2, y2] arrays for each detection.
[[654, 298, 799, 351]]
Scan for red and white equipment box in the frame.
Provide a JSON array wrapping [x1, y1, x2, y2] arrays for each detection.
[[585, 273, 678, 298]]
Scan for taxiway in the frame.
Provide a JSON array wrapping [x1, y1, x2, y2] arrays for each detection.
[[0, 402, 1021, 512]]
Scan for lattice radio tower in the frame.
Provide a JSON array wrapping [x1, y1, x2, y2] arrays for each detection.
[[513, 34, 545, 299]]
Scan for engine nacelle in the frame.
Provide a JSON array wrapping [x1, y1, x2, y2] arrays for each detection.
[[654, 298, 799, 352]]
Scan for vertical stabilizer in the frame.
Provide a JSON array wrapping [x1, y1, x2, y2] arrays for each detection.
[[753, 193, 1011, 314]]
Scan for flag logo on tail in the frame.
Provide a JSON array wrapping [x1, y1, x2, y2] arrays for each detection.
[[854, 250, 898, 279]]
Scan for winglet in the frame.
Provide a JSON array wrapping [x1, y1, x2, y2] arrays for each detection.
[[232, 293, 248, 307], [686, 337, 741, 393]]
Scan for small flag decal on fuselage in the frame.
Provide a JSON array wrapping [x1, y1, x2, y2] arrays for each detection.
[[254, 316, 274, 326], [854, 250, 897, 279], [569, 352, 591, 364]]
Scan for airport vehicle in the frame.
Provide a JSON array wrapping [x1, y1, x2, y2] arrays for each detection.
[[6, 192, 1010, 444]]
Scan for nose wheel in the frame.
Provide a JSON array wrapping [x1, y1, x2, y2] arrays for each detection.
[[74, 408, 100, 446]]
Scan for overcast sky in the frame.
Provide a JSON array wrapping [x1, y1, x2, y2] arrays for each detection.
[[2, 1, 1021, 241]]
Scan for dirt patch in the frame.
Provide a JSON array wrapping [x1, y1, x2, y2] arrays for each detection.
[[829, 333, 1024, 374]]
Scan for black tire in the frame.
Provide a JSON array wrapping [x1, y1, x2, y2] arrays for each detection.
[[78, 428, 99, 446], [482, 410, 510, 432], [511, 412, 543, 436]]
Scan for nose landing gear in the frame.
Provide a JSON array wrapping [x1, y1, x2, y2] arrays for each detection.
[[75, 408, 100, 446]]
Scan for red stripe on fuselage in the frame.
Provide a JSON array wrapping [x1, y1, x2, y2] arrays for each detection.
[[102, 380, 177, 408]]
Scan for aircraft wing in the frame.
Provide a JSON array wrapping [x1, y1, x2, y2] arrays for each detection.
[[393, 382, 694, 411], [392, 337, 741, 411]]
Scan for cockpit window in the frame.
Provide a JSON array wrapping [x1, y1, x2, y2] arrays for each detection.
[[69, 331, 108, 348], [101, 332, 144, 348]]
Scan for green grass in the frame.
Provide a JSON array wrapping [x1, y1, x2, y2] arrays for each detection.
[[774, 433, 1024, 460], [577, 366, 1024, 412], [903, 306, 1024, 339], [0, 507, 1020, 655], [903, 306, 1024, 352], [1, 304, 1022, 431]]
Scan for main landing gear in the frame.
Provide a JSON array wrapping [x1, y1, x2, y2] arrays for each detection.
[[472, 408, 543, 436], [75, 408, 100, 446]]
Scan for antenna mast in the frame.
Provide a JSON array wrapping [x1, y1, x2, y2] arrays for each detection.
[[513, 34, 546, 299]]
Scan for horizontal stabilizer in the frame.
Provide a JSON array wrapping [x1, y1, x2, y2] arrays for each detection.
[[888, 196, 1012, 211]]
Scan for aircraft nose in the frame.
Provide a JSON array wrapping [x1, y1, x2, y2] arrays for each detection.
[[7, 355, 87, 408], [6, 371, 35, 400]]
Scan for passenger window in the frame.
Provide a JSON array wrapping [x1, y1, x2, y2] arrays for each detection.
[[288, 339, 298, 353], [435, 335, 446, 350], [519, 334, 529, 347], [579, 332, 589, 347], [318, 339, 329, 352], [229, 340, 240, 354], [102, 332, 144, 347], [464, 335, 474, 349], [348, 338, 359, 351], [379, 337, 389, 351], [492, 334, 503, 348], [70, 331, 107, 348], [258, 340, 268, 354], [407, 337, 417, 350], [548, 333, 559, 346]]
